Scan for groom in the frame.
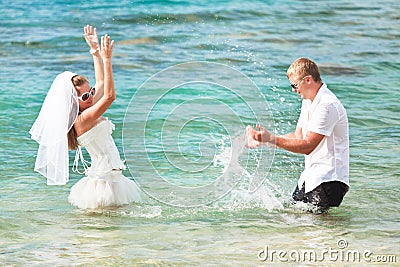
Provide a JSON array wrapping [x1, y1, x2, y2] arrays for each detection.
[[247, 58, 349, 213]]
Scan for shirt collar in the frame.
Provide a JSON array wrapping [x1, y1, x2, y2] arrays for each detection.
[[309, 83, 327, 111], [311, 83, 327, 103]]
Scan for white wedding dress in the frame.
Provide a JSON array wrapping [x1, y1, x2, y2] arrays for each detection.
[[68, 118, 140, 209]]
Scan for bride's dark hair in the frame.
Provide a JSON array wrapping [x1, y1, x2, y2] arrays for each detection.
[[67, 75, 89, 150]]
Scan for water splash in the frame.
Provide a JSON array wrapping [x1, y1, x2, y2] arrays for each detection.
[[213, 132, 284, 211]]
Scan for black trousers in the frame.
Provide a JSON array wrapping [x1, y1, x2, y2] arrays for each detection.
[[292, 181, 349, 213]]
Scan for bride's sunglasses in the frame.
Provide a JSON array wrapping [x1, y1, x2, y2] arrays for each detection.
[[78, 87, 96, 102]]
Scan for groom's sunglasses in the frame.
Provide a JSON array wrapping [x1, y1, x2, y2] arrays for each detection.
[[78, 87, 96, 102]]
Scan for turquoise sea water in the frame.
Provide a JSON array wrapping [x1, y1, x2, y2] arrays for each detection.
[[1, 0, 399, 266]]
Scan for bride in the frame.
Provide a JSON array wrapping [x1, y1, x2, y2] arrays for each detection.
[[30, 25, 140, 209]]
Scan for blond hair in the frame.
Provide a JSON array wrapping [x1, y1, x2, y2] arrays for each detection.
[[287, 58, 322, 82], [67, 75, 89, 150]]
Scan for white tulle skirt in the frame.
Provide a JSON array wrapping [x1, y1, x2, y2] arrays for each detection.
[[68, 170, 141, 209]]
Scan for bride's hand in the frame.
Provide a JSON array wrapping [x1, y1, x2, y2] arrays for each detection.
[[99, 34, 114, 60], [83, 24, 99, 51]]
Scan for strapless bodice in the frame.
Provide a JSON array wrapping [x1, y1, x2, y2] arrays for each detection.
[[77, 118, 125, 175]]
